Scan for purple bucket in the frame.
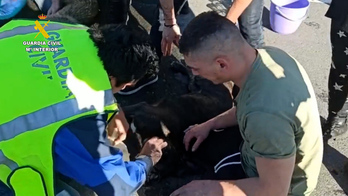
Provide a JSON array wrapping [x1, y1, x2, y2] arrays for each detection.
[[270, 0, 309, 34]]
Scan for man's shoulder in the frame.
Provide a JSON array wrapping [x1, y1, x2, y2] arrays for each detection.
[[245, 46, 312, 106], [258, 46, 296, 67]]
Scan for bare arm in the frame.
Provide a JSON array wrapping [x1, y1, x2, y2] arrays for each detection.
[[171, 155, 295, 196], [221, 155, 295, 196], [107, 106, 130, 146], [158, 0, 181, 56], [226, 0, 253, 23], [159, 0, 176, 25], [208, 106, 238, 129]]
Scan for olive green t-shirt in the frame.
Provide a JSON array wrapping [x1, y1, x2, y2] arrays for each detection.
[[235, 47, 323, 196]]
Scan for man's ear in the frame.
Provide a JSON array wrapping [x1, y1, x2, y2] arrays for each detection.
[[160, 121, 171, 137], [216, 57, 228, 69]]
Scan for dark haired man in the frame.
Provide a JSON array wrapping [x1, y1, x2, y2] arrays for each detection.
[[0, 20, 166, 196], [171, 11, 323, 196]]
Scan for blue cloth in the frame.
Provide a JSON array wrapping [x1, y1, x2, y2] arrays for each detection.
[[0, 0, 26, 20], [53, 114, 152, 196]]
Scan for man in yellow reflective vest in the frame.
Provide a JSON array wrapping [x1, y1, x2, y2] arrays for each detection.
[[0, 20, 167, 196]]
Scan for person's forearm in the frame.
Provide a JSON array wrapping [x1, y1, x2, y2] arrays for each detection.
[[114, 108, 129, 133], [220, 177, 289, 196], [220, 178, 263, 196], [226, 0, 253, 23], [159, 0, 176, 25], [207, 107, 238, 129]]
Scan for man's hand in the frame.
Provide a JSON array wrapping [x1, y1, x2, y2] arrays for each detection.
[[170, 180, 223, 196], [47, 0, 62, 15], [107, 109, 129, 146], [161, 24, 181, 56], [183, 121, 213, 152], [225, 0, 253, 24], [139, 137, 168, 165]]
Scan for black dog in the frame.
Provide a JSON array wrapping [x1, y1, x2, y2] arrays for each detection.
[[123, 64, 245, 182]]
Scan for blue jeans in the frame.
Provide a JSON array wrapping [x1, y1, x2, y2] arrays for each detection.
[[238, 0, 265, 49], [150, 0, 265, 58], [33, 0, 52, 14]]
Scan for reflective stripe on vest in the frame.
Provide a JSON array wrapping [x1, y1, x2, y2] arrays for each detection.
[[0, 19, 118, 196], [0, 23, 87, 39], [0, 150, 19, 170], [0, 90, 114, 141]]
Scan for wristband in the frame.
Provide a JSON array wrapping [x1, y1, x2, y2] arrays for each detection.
[[164, 23, 176, 28]]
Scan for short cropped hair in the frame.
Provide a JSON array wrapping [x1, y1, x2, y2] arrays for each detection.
[[179, 11, 242, 56]]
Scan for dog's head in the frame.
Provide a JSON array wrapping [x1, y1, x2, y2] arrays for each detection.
[[122, 103, 176, 159], [123, 105, 184, 180]]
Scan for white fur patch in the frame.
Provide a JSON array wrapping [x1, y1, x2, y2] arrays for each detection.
[[160, 121, 171, 137], [130, 121, 137, 133]]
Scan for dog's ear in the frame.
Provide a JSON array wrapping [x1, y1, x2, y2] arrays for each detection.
[[160, 121, 171, 137]]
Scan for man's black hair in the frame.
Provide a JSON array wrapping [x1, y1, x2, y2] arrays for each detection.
[[88, 24, 159, 87], [179, 11, 242, 56]]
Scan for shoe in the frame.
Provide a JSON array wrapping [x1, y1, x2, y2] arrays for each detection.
[[324, 99, 348, 138], [324, 115, 348, 138], [117, 75, 158, 95]]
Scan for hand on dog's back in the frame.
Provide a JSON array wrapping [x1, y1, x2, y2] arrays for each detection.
[[183, 122, 213, 152], [139, 137, 168, 165]]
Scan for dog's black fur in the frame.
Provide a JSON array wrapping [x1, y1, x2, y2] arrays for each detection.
[[123, 63, 245, 183], [2, 0, 127, 27]]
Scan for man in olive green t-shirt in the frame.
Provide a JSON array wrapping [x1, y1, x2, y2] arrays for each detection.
[[171, 11, 323, 196], [234, 47, 323, 195]]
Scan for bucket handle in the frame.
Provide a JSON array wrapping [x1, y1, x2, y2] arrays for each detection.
[[275, 6, 309, 22]]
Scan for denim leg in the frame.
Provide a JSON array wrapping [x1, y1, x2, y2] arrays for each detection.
[[237, 0, 265, 48], [33, 0, 52, 14]]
